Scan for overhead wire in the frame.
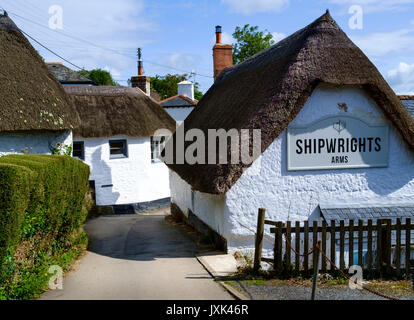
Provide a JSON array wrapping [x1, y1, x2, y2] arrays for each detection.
[[5, 8, 214, 78]]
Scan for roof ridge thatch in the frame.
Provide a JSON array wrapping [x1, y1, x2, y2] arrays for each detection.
[[65, 86, 176, 138], [0, 12, 80, 132], [166, 11, 414, 195]]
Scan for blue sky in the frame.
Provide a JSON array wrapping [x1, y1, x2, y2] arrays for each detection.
[[1, 0, 414, 94]]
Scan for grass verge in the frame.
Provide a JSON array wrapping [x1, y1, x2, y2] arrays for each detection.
[[0, 229, 88, 300]]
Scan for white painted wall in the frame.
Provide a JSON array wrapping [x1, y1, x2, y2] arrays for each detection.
[[170, 84, 414, 254], [178, 80, 194, 100], [78, 135, 170, 206], [170, 170, 227, 233], [165, 107, 194, 125], [0, 130, 72, 156]]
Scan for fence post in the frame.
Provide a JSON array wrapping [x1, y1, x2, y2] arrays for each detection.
[[254, 208, 266, 272], [410, 259, 414, 292], [378, 219, 391, 278], [311, 241, 321, 300], [384, 219, 392, 276], [275, 222, 283, 274]]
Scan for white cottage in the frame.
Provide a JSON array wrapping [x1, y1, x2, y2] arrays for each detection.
[[0, 12, 78, 155], [65, 86, 176, 212], [166, 11, 414, 254]]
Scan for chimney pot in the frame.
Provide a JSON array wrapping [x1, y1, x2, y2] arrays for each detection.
[[213, 25, 233, 80], [215, 25, 222, 44], [132, 48, 150, 95]]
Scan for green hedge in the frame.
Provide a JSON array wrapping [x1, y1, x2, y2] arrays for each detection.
[[0, 155, 90, 299]]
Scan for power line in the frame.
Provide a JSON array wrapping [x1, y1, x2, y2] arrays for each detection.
[[19, 29, 83, 70], [7, 10, 214, 78]]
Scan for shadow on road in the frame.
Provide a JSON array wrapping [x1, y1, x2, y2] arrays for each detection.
[[84, 213, 211, 262]]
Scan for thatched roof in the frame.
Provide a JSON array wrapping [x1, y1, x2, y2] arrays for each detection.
[[46, 62, 96, 85], [65, 86, 176, 138], [166, 10, 414, 195], [0, 12, 80, 132]]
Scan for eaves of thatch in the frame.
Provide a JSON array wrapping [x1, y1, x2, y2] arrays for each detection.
[[0, 12, 80, 132], [166, 11, 414, 195], [65, 86, 176, 138]]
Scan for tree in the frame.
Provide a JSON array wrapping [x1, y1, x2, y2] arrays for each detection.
[[150, 74, 203, 100], [77, 68, 119, 86], [232, 24, 275, 65]]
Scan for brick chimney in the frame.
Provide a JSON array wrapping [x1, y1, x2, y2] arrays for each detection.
[[131, 48, 150, 95], [213, 25, 233, 80]]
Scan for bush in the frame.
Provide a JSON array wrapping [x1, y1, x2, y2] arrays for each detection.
[[0, 155, 90, 299]]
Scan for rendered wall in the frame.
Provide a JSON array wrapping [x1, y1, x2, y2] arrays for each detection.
[[0, 130, 72, 156], [78, 135, 170, 206], [170, 84, 414, 254], [225, 84, 414, 252]]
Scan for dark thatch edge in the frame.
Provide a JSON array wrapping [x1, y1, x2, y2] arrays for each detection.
[[165, 10, 414, 195], [65, 86, 176, 138], [0, 12, 80, 132]]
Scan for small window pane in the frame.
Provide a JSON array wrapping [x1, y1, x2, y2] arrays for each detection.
[[73, 141, 84, 160], [109, 140, 127, 158]]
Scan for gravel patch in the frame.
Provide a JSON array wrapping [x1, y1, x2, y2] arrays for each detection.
[[228, 280, 414, 300]]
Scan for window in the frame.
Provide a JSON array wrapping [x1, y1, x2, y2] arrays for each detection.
[[109, 139, 128, 159], [73, 141, 85, 160], [151, 136, 167, 163]]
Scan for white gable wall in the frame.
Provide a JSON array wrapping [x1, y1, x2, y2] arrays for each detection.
[[225, 84, 414, 253], [79, 135, 170, 206], [171, 84, 414, 254], [0, 130, 72, 156], [165, 107, 194, 125]]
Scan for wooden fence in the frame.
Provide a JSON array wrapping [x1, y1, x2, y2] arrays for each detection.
[[254, 209, 414, 277]]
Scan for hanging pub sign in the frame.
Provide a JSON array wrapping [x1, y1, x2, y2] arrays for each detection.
[[287, 115, 389, 171]]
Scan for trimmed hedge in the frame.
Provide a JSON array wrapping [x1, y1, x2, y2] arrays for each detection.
[[0, 155, 90, 299]]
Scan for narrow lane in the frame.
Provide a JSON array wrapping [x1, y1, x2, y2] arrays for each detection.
[[40, 212, 232, 300]]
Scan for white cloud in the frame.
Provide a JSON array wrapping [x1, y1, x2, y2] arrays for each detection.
[[272, 32, 286, 42], [351, 28, 414, 57], [211, 31, 234, 45], [155, 53, 207, 75], [221, 0, 289, 15], [2, 0, 160, 85], [328, 0, 414, 13], [104, 66, 122, 79], [387, 62, 414, 94], [221, 32, 234, 44]]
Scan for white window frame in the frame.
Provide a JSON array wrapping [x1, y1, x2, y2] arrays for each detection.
[[109, 139, 128, 159], [151, 136, 167, 163]]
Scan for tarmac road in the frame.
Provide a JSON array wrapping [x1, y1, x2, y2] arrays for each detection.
[[40, 211, 232, 300]]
